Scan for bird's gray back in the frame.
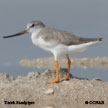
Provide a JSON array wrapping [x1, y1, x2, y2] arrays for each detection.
[[38, 27, 100, 46]]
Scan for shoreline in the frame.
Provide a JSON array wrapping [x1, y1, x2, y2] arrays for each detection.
[[20, 57, 108, 69]]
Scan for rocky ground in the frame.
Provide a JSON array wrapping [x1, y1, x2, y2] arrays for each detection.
[[0, 68, 108, 108]]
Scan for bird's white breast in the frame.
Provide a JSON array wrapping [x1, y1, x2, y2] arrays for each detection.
[[31, 29, 57, 52], [31, 29, 41, 45]]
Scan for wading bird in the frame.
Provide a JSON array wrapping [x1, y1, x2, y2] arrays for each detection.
[[3, 21, 102, 84]]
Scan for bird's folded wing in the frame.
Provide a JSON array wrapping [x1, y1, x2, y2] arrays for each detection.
[[38, 27, 101, 46]]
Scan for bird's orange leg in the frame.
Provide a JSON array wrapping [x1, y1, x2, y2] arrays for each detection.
[[48, 60, 60, 84], [60, 56, 71, 81]]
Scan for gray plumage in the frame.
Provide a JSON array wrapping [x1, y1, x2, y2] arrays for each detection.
[[38, 27, 102, 46]]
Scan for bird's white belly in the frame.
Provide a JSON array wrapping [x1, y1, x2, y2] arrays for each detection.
[[31, 34, 68, 57], [31, 34, 57, 52]]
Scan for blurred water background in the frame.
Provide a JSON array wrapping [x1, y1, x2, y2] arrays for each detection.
[[0, 0, 108, 81]]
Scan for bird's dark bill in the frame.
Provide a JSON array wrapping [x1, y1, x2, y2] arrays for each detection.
[[3, 30, 28, 38]]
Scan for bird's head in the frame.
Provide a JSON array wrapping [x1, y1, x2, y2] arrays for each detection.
[[3, 21, 45, 38]]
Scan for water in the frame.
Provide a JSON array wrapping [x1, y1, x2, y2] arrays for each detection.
[[0, 0, 108, 82], [0, 65, 108, 81], [0, 65, 45, 77], [71, 68, 108, 82]]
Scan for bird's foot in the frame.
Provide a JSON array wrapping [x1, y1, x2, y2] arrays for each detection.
[[48, 79, 60, 84], [60, 77, 70, 81]]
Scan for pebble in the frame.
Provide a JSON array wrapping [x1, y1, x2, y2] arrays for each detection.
[[44, 88, 54, 95], [92, 78, 102, 81]]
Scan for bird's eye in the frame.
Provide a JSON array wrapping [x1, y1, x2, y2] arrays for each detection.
[[30, 24, 35, 28]]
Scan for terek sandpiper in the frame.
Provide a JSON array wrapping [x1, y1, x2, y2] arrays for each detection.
[[3, 21, 103, 84]]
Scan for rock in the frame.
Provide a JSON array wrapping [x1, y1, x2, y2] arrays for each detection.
[[27, 72, 40, 79], [0, 73, 9, 79], [0, 73, 14, 83], [92, 78, 102, 81], [41, 68, 72, 81]]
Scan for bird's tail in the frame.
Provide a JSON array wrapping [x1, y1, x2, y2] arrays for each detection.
[[79, 37, 103, 43], [98, 38, 103, 41]]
